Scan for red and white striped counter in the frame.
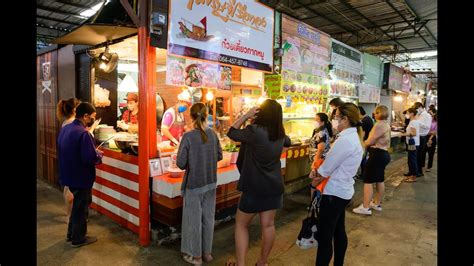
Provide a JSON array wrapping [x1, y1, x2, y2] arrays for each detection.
[[152, 154, 287, 198], [150, 153, 287, 226], [91, 149, 141, 234]]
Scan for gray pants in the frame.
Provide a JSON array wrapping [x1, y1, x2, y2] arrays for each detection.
[[181, 188, 216, 257]]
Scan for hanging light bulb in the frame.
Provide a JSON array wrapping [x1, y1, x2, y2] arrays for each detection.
[[206, 90, 214, 101]]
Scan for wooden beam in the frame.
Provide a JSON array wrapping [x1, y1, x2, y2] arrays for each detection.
[[119, 0, 140, 27]]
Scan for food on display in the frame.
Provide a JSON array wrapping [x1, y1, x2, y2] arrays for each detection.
[[283, 84, 290, 92], [290, 84, 297, 93]]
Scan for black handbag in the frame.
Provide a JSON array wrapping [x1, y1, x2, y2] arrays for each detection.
[[407, 137, 416, 151], [296, 190, 321, 249]]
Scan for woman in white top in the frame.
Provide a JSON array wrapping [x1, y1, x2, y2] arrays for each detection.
[[56, 98, 81, 224], [310, 102, 364, 266], [401, 108, 421, 182]]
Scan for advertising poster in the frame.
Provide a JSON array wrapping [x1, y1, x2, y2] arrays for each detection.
[[264, 74, 282, 99], [388, 64, 404, 91], [167, 0, 274, 72], [166, 55, 232, 90], [280, 14, 331, 103], [402, 72, 412, 93]]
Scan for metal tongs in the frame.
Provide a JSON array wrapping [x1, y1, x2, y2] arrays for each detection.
[[96, 135, 116, 149]]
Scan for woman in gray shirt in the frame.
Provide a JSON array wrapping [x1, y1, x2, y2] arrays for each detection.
[[177, 102, 223, 265], [227, 99, 291, 266]]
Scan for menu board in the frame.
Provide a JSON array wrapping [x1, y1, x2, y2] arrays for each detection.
[[358, 83, 381, 103], [330, 80, 357, 98], [362, 53, 383, 87], [331, 39, 363, 84], [280, 14, 331, 103], [166, 55, 232, 90]]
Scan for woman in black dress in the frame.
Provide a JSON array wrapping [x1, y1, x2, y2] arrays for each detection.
[[227, 99, 291, 266]]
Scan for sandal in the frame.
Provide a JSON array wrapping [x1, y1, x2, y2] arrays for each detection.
[[183, 254, 202, 265], [404, 178, 417, 183], [225, 258, 237, 266], [202, 254, 213, 263]]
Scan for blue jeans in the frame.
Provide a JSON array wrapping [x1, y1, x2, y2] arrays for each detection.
[[407, 146, 420, 176]]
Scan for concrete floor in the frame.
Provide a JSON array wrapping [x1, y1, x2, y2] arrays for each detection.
[[37, 153, 437, 265]]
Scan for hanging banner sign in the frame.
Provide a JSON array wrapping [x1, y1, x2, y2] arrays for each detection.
[[167, 0, 274, 72], [402, 72, 412, 93]]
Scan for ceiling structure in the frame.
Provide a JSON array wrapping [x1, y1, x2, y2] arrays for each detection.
[[259, 0, 437, 85], [36, 0, 105, 50]]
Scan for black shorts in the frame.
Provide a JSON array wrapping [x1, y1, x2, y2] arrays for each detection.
[[238, 192, 283, 213], [363, 147, 391, 183]]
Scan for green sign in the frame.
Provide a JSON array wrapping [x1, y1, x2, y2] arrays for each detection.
[[264, 74, 282, 99], [362, 53, 383, 87]]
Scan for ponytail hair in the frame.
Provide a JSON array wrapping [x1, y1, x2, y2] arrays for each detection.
[[190, 102, 208, 143], [316, 112, 333, 138], [337, 102, 364, 150], [57, 98, 81, 122]]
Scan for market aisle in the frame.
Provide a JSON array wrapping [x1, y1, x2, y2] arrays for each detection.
[[37, 153, 437, 265]]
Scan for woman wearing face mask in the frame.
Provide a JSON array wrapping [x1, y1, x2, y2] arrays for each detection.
[[117, 92, 139, 134], [161, 92, 192, 146], [308, 113, 333, 199], [328, 98, 344, 141], [310, 102, 364, 266], [401, 108, 421, 182]]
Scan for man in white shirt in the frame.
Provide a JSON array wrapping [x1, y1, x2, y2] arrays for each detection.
[[412, 102, 432, 176]]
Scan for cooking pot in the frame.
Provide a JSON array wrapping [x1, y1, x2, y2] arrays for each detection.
[[130, 142, 139, 155], [114, 138, 135, 150]]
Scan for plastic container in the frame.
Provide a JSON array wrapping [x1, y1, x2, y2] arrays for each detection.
[[217, 152, 232, 168], [230, 152, 239, 164]]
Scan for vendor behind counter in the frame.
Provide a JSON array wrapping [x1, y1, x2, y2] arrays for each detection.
[[117, 92, 139, 134]]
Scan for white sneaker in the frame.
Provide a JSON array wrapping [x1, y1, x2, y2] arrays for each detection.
[[352, 204, 372, 215], [369, 201, 382, 212]]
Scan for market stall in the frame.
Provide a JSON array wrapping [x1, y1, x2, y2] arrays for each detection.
[[267, 14, 332, 186], [382, 63, 409, 151]]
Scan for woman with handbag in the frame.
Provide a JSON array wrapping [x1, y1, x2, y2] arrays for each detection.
[[310, 103, 364, 266], [401, 108, 421, 182], [352, 105, 391, 216]]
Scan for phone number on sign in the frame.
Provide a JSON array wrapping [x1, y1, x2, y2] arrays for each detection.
[[219, 55, 248, 67]]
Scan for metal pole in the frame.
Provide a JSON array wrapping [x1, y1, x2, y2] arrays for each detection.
[[137, 0, 152, 247]]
